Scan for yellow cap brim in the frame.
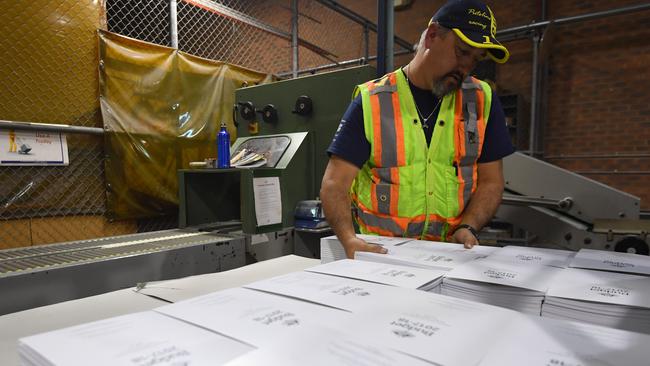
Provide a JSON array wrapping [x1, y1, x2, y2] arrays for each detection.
[[452, 28, 510, 64]]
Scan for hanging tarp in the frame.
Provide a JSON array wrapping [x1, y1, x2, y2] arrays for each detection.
[[98, 30, 272, 219]]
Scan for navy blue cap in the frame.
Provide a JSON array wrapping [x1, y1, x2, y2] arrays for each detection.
[[430, 0, 509, 63]]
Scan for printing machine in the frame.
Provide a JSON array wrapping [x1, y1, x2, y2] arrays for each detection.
[[498, 152, 650, 255]]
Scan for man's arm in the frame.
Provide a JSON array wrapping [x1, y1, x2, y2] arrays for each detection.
[[451, 159, 505, 248], [320, 156, 387, 259]]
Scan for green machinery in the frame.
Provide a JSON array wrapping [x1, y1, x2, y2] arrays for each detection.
[[178, 65, 375, 242]]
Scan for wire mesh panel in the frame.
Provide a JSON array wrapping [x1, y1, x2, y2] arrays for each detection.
[[106, 0, 172, 47], [178, 0, 292, 74]]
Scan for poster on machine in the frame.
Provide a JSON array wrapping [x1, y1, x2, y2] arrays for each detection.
[[253, 177, 282, 226], [0, 129, 69, 166]]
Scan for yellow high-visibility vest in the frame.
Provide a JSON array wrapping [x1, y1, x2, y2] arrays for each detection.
[[351, 68, 492, 240]]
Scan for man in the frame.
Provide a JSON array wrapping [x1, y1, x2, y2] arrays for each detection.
[[321, 0, 515, 259]]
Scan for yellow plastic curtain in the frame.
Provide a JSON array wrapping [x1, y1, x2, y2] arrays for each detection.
[[98, 30, 272, 219]]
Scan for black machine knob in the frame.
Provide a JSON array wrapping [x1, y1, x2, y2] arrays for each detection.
[[292, 95, 313, 116], [256, 104, 278, 124], [237, 101, 256, 121]]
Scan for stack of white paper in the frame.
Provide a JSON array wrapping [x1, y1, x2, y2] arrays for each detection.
[[18, 311, 253, 366], [343, 291, 519, 366], [442, 258, 563, 315], [479, 312, 650, 366], [155, 287, 352, 347], [244, 270, 431, 312], [224, 325, 433, 366], [356, 244, 487, 271], [305, 258, 446, 292], [543, 267, 650, 334], [320, 234, 412, 263], [486, 245, 575, 268], [402, 239, 501, 256], [570, 248, 650, 275]]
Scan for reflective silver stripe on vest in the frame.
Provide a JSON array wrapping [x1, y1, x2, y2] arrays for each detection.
[[355, 206, 405, 235], [406, 221, 425, 237], [378, 91, 398, 167], [371, 79, 399, 215], [425, 220, 444, 237], [369, 84, 398, 95], [459, 78, 481, 209]]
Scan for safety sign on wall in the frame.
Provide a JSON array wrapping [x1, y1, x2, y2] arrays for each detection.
[[0, 130, 69, 166]]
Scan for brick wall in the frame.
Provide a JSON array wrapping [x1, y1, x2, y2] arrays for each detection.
[[335, 0, 650, 210]]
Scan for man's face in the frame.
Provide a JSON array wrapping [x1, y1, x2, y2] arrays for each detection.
[[431, 33, 487, 97]]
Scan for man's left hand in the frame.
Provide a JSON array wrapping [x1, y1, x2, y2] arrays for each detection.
[[451, 227, 479, 249]]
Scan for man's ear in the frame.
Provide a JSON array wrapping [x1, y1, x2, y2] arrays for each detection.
[[423, 23, 439, 49]]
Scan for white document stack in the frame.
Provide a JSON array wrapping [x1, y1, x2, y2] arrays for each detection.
[[18, 311, 253, 366], [344, 291, 519, 366], [245, 270, 431, 312], [319, 234, 412, 263], [543, 267, 650, 334], [356, 243, 488, 271], [478, 313, 650, 366], [154, 287, 352, 348], [570, 248, 650, 275], [486, 245, 575, 268], [305, 258, 446, 292], [442, 258, 563, 315], [224, 325, 433, 366], [402, 239, 500, 255]]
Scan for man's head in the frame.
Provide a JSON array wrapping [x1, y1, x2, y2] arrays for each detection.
[[411, 0, 509, 96]]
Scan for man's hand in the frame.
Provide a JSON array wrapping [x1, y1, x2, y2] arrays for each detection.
[[342, 236, 388, 259], [451, 227, 479, 249]]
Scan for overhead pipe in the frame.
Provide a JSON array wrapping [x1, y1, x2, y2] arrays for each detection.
[[291, 0, 299, 78], [170, 0, 178, 48], [497, 3, 650, 41], [0, 120, 104, 135], [276, 49, 412, 78]]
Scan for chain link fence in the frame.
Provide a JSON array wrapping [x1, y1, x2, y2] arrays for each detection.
[[1, 0, 398, 248]]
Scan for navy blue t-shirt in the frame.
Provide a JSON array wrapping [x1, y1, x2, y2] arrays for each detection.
[[327, 80, 515, 168]]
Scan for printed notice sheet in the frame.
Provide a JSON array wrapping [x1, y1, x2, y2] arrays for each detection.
[[0, 129, 69, 166], [253, 177, 282, 226]]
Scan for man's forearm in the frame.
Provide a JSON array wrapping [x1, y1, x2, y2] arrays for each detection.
[[321, 183, 356, 242], [459, 181, 503, 230]]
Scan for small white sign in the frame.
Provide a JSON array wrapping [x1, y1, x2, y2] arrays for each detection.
[[0, 130, 69, 166], [253, 176, 282, 226]]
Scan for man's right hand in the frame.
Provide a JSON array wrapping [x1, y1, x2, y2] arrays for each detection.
[[341, 236, 388, 259]]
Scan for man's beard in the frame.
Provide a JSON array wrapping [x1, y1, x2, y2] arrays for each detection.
[[432, 72, 464, 98]]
